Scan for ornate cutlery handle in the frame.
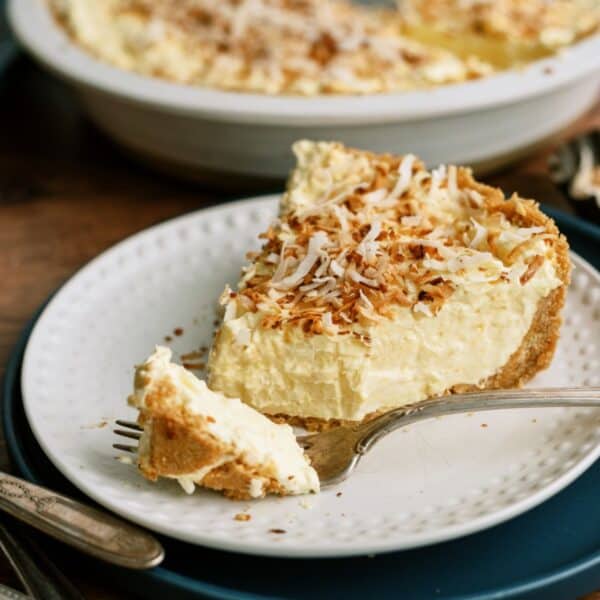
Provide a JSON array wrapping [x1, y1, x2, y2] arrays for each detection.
[[0, 472, 164, 569], [354, 387, 600, 454]]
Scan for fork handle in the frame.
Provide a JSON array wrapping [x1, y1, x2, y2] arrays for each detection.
[[0, 471, 164, 569], [355, 387, 600, 454]]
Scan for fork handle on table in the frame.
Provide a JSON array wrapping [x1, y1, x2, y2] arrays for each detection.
[[0, 471, 164, 569]]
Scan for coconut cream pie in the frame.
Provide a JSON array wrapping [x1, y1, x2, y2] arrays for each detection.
[[208, 141, 570, 430], [49, 0, 493, 95], [400, 0, 600, 68], [129, 347, 319, 499], [49, 0, 599, 96]]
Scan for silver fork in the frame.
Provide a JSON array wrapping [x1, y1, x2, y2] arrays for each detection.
[[115, 387, 600, 487]]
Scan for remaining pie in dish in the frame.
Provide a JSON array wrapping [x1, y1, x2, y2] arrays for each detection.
[[208, 141, 571, 430], [401, 0, 600, 67], [47, 0, 600, 96], [48, 0, 495, 95], [129, 347, 319, 499], [49, 0, 600, 95]]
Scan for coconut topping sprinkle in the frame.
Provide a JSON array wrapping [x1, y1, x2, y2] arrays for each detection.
[[223, 141, 556, 335]]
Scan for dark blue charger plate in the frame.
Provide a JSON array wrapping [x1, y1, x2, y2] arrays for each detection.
[[2, 207, 600, 600]]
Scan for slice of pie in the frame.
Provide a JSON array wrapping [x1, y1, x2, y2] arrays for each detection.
[[208, 140, 570, 430], [128, 347, 319, 499], [400, 0, 600, 68]]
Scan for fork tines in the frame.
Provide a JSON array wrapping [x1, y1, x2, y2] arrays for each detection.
[[114, 429, 141, 440], [113, 419, 142, 454], [115, 420, 143, 432], [113, 443, 138, 454]]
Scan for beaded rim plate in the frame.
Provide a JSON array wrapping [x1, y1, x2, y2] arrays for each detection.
[[20, 195, 600, 558]]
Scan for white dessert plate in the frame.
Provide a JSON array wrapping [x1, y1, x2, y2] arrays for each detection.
[[8, 0, 600, 177], [21, 196, 600, 558]]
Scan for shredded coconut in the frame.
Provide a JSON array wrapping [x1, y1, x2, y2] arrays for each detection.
[[223, 142, 555, 336]]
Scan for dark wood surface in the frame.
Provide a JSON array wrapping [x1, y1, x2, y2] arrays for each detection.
[[0, 55, 599, 599]]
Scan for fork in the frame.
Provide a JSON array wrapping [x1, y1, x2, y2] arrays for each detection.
[[115, 387, 600, 487]]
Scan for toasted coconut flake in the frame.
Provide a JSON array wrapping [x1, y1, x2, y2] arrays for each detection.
[[413, 301, 433, 317], [401, 215, 423, 227], [498, 226, 546, 248], [330, 259, 345, 277], [469, 218, 488, 249], [388, 154, 417, 200], [272, 242, 290, 282], [299, 276, 336, 292], [430, 164, 447, 194], [359, 289, 375, 310], [223, 302, 237, 322], [363, 189, 388, 204], [520, 255, 545, 285], [467, 189, 484, 206], [356, 221, 382, 262], [348, 268, 380, 288], [423, 250, 499, 273], [273, 232, 330, 289], [322, 311, 339, 333], [447, 165, 459, 198], [332, 205, 350, 232]]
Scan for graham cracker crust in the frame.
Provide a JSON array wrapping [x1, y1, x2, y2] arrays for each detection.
[[137, 396, 285, 500]]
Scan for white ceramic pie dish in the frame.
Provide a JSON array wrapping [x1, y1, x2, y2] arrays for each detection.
[[9, 0, 600, 179]]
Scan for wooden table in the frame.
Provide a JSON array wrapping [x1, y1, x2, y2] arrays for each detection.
[[0, 55, 599, 599]]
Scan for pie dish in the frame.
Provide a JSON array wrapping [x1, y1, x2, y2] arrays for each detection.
[[208, 141, 570, 428], [8, 0, 600, 178]]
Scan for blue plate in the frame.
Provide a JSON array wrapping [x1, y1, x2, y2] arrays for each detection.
[[2, 207, 600, 600]]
